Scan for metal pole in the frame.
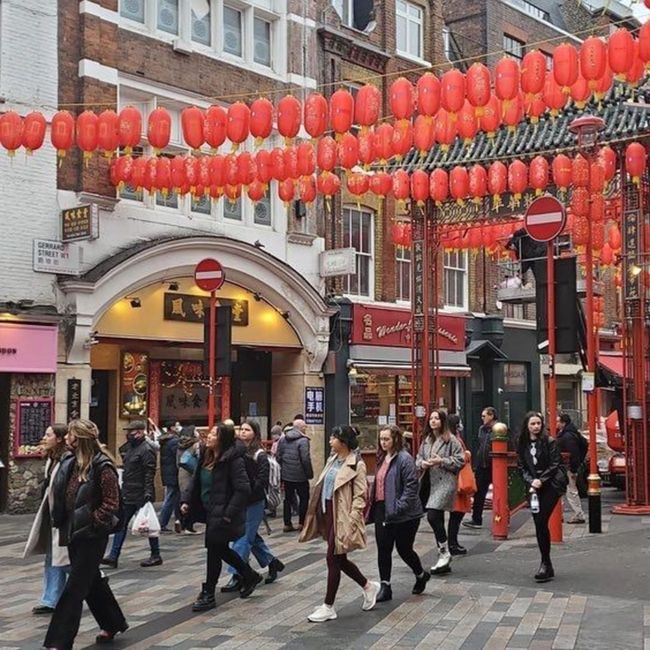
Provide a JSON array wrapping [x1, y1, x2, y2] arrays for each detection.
[[422, 202, 431, 415], [208, 290, 217, 429]]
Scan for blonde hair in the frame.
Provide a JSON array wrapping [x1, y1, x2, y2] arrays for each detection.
[[68, 419, 114, 481]]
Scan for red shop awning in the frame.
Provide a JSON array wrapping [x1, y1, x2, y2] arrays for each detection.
[[599, 354, 623, 378]]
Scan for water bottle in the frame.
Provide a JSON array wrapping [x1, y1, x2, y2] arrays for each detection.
[[530, 492, 540, 514]]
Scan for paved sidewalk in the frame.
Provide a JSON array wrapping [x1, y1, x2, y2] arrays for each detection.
[[1, 488, 649, 650]]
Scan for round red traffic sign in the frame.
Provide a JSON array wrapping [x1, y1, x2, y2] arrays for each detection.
[[524, 195, 566, 242], [194, 258, 225, 292]]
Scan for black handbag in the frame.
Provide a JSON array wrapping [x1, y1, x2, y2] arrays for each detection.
[[418, 470, 431, 509]]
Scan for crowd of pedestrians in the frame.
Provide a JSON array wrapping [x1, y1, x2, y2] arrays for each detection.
[[29, 402, 586, 648]]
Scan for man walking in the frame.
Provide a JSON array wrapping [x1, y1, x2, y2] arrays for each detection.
[[158, 421, 181, 533], [102, 421, 163, 568], [463, 406, 497, 529], [276, 418, 313, 532], [557, 412, 587, 524]]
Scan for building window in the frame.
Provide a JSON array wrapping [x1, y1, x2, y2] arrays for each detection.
[[253, 17, 271, 67], [442, 25, 452, 61], [121, 0, 145, 23], [333, 0, 376, 31], [343, 206, 373, 297], [191, 0, 211, 45], [157, 0, 179, 35], [503, 34, 525, 60], [542, 51, 553, 71], [509, 0, 549, 21], [396, 0, 423, 59], [395, 245, 411, 302], [254, 192, 272, 226], [443, 250, 467, 309], [224, 196, 243, 221], [503, 363, 528, 392], [223, 6, 243, 57]]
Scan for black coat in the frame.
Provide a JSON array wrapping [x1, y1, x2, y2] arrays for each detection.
[[244, 449, 269, 505], [276, 428, 313, 482], [557, 423, 585, 473], [474, 424, 493, 470], [159, 433, 179, 487], [119, 438, 156, 506], [183, 441, 251, 545], [518, 435, 567, 496]]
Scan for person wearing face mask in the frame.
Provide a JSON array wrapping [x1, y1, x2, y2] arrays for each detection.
[[517, 412, 567, 583], [367, 425, 429, 603], [101, 420, 162, 569], [24, 424, 70, 615], [416, 409, 465, 576]]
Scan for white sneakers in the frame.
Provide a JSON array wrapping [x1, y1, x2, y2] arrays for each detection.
[[362, 581, 381, 611], [308, 604, 337, 622], [431, 544, 452, 575]]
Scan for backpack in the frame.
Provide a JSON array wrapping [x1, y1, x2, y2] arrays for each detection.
[[254, 449, 282, 510], [179, 447, 198, 474]]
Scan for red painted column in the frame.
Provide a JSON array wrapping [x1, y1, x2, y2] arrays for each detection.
[[491, 421, 510, 540]]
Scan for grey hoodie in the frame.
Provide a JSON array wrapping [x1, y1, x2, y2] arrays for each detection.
[[276, 428, 314, 483]]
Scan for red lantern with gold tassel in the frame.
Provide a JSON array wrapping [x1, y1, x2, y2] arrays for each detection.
[[317, 171, 341, 198], [466, 63, 491, 115], [207, 155, 224, 189], [495, 57, 520, 108], [480, 95, 501, 139], [224, 183, 241, 203], [270, 148, 287, 181], [118, 106, 142, 154], [297, 142, 315, 178], [609, 222, 622, 251], [97, 110, 120, 158], [147, 107, 171, 154], [112, 154, 133, 190], [572, 154, 589, 187], [416, 72, 440, 117], [283, 145, 299, 180], [625, 42, 645, 87], [570, 72, 591, 109], [591, 192, 605, 222], [391, 222, 407, 247], [354, 84, 381, 130], [255, 149, 272, 186], [130, 156, 147, 192], [317, 136, 337, 172], [390, 77, 415, 123], [440, 68, 465, 120], [358, 131, 375, 168], [543, 75, 567, 118], [468, 226, 482, 251], [329, 88, 354, 136], [51, 110, 76, 159], [571, 187, 589, 217], [590, 161, 605, 194], [573, 214, 589, 246], [529, 156, 549, 195], [237, 151, 257, 188], [625, 142, 646, 185], [608, 28, 634, 80], [592, 219, 605, 252], [435, 108, 457, 153], [552, 154, 572, 192], [299, 175, 317, 204], [223, 154, 238, 187], [304, 92, 328, 139], [250, 97, 273, 144], [347, 172, 369, 199], [524, 93, 546, 123], [338, 132, 359, 170], [457, 100, 479, 144], [639, 20, 650, 69], [508, 160, 528, 205], [450, 166, 469, 205], [76, 110, 98, 161], [247, 179, 266, 203], [22, 111, 46, 153], [488, 161, 507, 208], [469, 164, 487, 204], [369, 171, 392, 199], [392, 120, 413, 160], [392, 169, 410, 204], [143, 157, 157, 194], [580, 36, 607, 90], [502, 92, 523, 132], [278, 178, 295, 205], [601, 242, 613, 265], [277, 95, 301, 143], [429, 168, 449, 206], [553, 43, 579, 93], [198, 156, 210, 190], [374, 123, 394, 164], [410, 169, 429, 206], [521, 50, 547, 98], [594, 64, 613, 102], [181, 106, 205, 151], [226, 101, 250, 149], [414, 114, 435, 156], [155, 157, 172, 198], [0, 111, 22, 156], [204, 105, 227, 151]]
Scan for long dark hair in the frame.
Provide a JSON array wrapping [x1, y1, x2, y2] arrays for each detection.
[[423, 408, 448, 440], [517, 411, 547, 455], [447, 413, 462, 440], [47, 423, 68, 462], [243, 418, 262, 454], [203, 422, 236, 469]]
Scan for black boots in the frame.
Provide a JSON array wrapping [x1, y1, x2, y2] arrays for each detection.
[[534, 561, 555, 583], [412, 571, 431, 595], [239, 566, 263, 598], [265, 558, 285, 584], [376, 583, 393, 602], [192, 583, 216, 612], [221, 575, 242, 593], [449, 544, 467, 556]]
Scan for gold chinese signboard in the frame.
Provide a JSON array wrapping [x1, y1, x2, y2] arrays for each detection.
[[163, 293, 248, 326], [61, 204, 99, 242], [120, 352, 149, 418]]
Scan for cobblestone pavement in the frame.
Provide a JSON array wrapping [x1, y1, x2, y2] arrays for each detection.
[[1, 488, 649, 650]]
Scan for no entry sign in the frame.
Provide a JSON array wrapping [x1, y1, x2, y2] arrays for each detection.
[[194, 258, 225, 292], [524, 195, 566, 242]]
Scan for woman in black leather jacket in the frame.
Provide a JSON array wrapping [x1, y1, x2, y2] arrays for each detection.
[[517, 412, 567, 584], [44, 419, 127, 650]]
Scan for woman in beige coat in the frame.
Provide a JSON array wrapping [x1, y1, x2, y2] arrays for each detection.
[[300, 425, 380, 623]]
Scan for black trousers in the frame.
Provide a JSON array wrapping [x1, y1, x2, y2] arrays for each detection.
[[447, 511, 465, 547], [283, 480, 310, 526], [44, 536, 126, 650], [471, 466, 492, 525], [374, 502, 423, 582], [532, 487, 561, 565], [206, 542, 252, 592], [426, 509, 447, 545]]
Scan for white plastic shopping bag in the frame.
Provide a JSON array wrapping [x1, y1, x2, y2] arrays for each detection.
[[130, 502, 161, 538]]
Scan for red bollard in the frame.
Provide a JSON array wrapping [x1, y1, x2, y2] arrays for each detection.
[[491, 422, 510, 540]]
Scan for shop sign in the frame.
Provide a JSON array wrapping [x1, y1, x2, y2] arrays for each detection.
[[412, 240, 425, 325], [351, 304, 465, 351], [304, 386, 324, 425], [0, 323, 57, 373], [33, 239, 82, 275], [61, 204, 98, 242], [319, 247, 356, 277], [163, 293, 248, 326], [120, 352, 149, 418], [14, 397, 53, 458], [623, 206, 640, 301], [67, 378, 82, 421]]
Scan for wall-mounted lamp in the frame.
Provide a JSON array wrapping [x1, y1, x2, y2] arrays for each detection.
[[281, 310, 290, 320], [253, 292, 262, 302], [129, 297, 142, 308], [253, 240, 265, 249], [168, 281, 179, 291]]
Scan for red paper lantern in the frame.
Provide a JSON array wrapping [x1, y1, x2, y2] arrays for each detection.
[[0, 111, 22, 156], [440, 68, 466, 119], [552, 154, 572, 191], [223, 154, 238, 187], [118, 106, 141, 153], [250, 97, 273, 143], [639, 20, 650, 69], [329, 88, 354, 135], [413, 114, 435, 156], [270, 147, 287, 181], [592, 219, 605, 251], [508, 159, 528, 204], [601, 242, 613, 265], [391, 120, 413, 160], [112, 154, 133, 190], [277, 95, 301, 142], [237, 151, 256, 187], [543, 75, 567, 118], [181, 106, 204, 150], [299, 175, 317, 204], [502, 93, 523, 132], [598, 146, 617, 183], [390, 77, 415, 122], [468, 226, 482, 250], [347, 172, 370, 198], [297, 142, 316, 177], [466, 63, 491, 115], [255, 149, 272, 185], [450, 166, 469, 205], [227, 102, 250, 148], [337, 132, 359, 170], [204, 105, 227, 150], [495, 57, 520, 105], [97, 110, 120, 157], [75, 110, 98, 160], [247, 179, 266, 203], [199, 155, 212, 188], [147, 107, 171, 153], [303, 93, 328, 139], [416, 73, 440, 117], [521, 50, 547, 99], [434, 108, 457, 152], [580, 36, 607, 89], [373, 123, 394, 163], [354, 84, 381, 129], [429, 168, 449, 205], [572, 154, 589, 187], [224, 184, 241, 202], [609, 223, 622, 251], [369, 171, 392, 198], [410, 169, 429, 205], [130, 156, 147, 191], [594, 64, 613, 100], [625, 42, 644, 86], [391, 222, 406, 247], [358, 131, 375, 167], [155, 157, 172, 197], [529, 156, 549, 195], [572, 214, 589, 246], [283, 145, 299, 179], [207, 155, 222, 188], [488, 161, 507, 207], [553, 43, 579, 93], [591, 192, 605, 222], [22, 111, 46, 153], [317, 171, 341, 198], [317, 136, 337, 172], [625, 142, 647, 185], [51, 110, 76, 158], [392, 169, 410, 202], [571, 187, 589, 217], [480, 95, 501, 138], [524, 93, 546, 123], [608, 28, 634, 79], [570, 73, 591, 109], [143, 157, 157, 193], [457, 101, 479, 144], [278, 178, 295, 204], [590, 161, 605, 194], [469, 164, 488, 203]]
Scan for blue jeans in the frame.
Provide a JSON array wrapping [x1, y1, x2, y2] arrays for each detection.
[[41, 551, 69, 608], [227, 500, 275, 574], [159, 484, 180, 529], [108, 503, 160, 560]]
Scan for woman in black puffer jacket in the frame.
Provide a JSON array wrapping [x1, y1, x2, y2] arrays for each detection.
[[180, 422, 262, 612]]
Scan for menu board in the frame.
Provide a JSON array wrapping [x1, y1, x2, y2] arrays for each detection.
[[14, 398, 52, 458], [120, 352, 149, 418]]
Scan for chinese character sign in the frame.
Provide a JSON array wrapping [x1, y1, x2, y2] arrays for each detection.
[[304, 387, 324, 425], [163, 293, 248, 326]]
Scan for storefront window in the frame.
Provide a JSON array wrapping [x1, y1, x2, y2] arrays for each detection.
[[503, 363, 528, 392], [350, 372, 398, 450]]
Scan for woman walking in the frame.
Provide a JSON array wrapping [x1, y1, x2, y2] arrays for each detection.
[[222, 419, 284, 592], [44, 419, 127, 650], [416, 409, 465, 576], [25, 424, 70, 615], [447, 414, 471, 556], [300, 425, 380, 623], [517, 412, 567, 582], [368, 425, 429, 602], [180, 422, 262, 612]]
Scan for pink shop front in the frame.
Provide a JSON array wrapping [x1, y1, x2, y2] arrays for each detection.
[[0, 321, 58, 513]]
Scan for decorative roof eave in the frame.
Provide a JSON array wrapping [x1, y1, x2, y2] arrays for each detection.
[[318, 26, 391, 74]]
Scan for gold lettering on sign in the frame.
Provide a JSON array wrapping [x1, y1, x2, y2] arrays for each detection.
[[362, 314, 373, 340], [191, 300, 205, 319], [171, 298, 187, 318], [376, 319, 411, 339]]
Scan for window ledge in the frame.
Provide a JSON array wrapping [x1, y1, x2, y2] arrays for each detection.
[[287, 232, 317, 246], [394, 50, 432, 68], [78, 192, 119, 212]]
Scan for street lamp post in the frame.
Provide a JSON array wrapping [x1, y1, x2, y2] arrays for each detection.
[[569, 115, 605, 534]]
